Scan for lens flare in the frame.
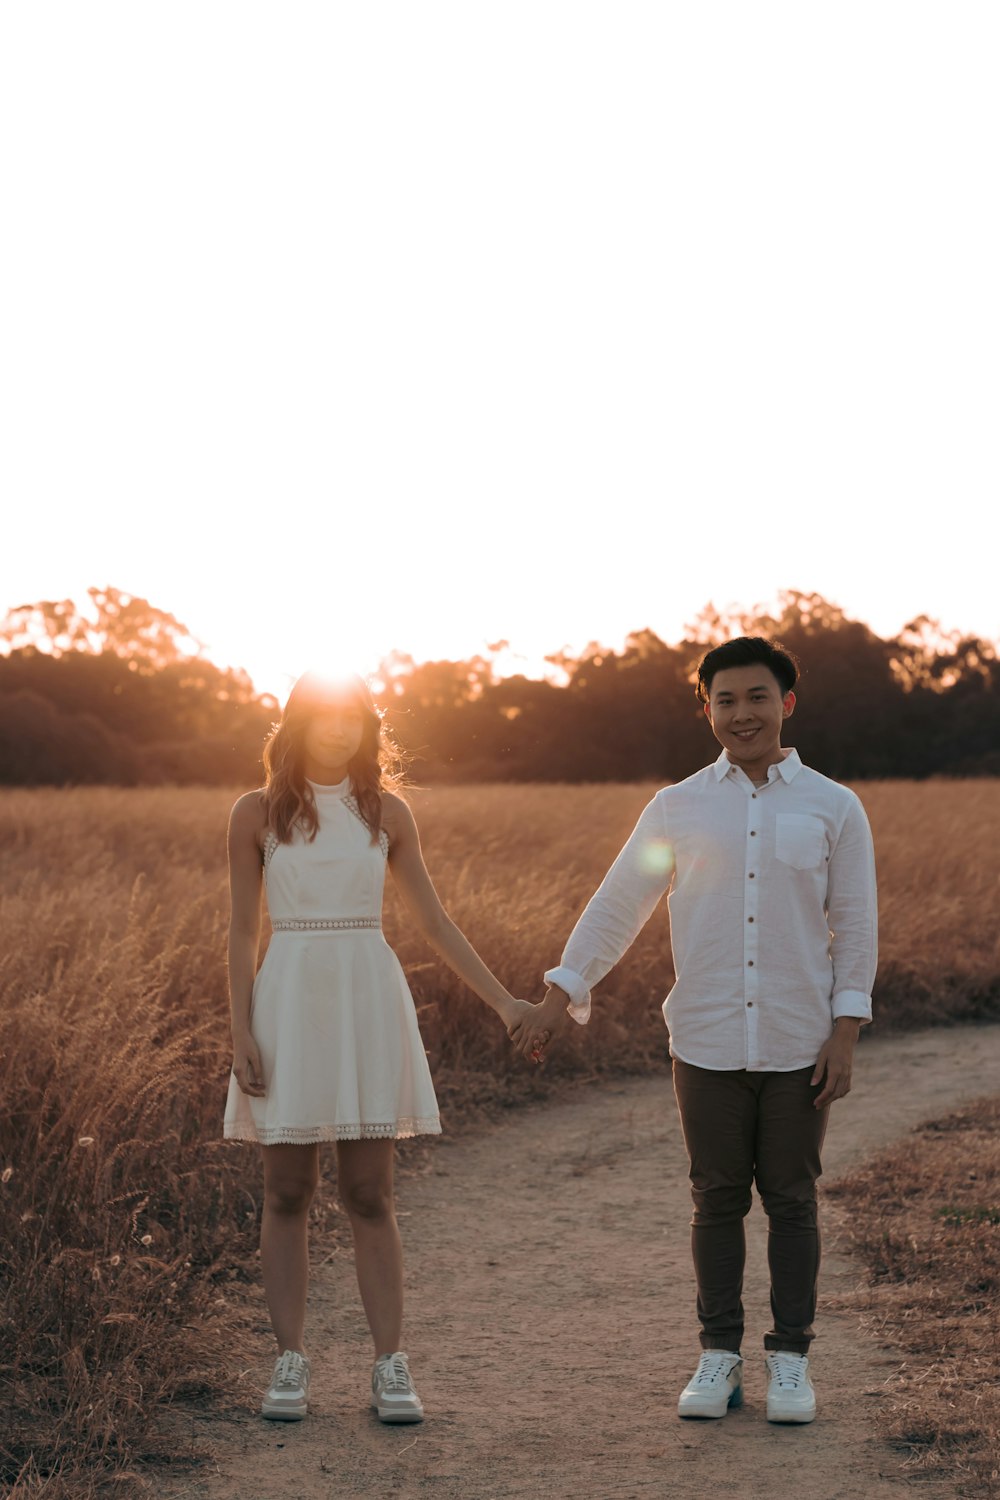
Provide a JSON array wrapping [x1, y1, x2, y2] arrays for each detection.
[[638, 838, 675, 879]]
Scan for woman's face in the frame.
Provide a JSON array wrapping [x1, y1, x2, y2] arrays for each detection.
[[301, 702, 366, 778]]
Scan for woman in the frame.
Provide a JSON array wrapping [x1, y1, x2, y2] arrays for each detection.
[[224, 671, 533, 1422]]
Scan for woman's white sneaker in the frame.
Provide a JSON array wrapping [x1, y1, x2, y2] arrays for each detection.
[[261, 1349, 310, 1420], [677, 1351, 743, 1419], [371, 1351, 424, 1423], [765, 1351, 816, 1423]]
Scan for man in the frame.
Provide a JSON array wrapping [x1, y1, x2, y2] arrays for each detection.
[[511, 636, 877, 1424]]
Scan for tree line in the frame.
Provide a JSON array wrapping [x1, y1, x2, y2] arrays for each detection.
[[1, 587, 997, 786]]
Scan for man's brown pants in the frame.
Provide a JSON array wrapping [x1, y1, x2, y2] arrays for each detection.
[[671, 1057, 830, 1355]]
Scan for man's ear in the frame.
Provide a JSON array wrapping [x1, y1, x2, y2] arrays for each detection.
[[783, 691, 796, 718], [703, 701, 713, 720]]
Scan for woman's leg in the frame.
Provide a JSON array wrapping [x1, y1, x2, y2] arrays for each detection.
[[336, 1138, 402, 1354], [260, 1143, 320, 1354]]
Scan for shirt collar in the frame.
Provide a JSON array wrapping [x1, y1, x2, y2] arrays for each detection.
[[712, 748, 804, 784]]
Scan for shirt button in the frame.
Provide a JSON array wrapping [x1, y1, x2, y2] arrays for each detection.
[[748, 872, 755, 879], [748, 916, 754, 923], [748, 960, 754, 967], [747, 1001, 753, 1007], [752, 793, 757, 799], [750, 830, 757, 837]]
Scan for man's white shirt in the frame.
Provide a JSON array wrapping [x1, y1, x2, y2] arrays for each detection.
[[544, 749, 877, 1072]]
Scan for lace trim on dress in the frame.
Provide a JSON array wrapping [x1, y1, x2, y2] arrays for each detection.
[[343, 795, 390, 858], [225, 1117, 442, 1144], [271, 917, 381, 932], [262, 799, 388, 865]]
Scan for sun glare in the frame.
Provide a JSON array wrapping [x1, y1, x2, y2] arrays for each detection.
[[301, 651, 370, 688], [221, 635, 387, 707]]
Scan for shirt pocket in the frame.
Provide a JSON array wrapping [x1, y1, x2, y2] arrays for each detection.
[[774, 813, 828, 870]]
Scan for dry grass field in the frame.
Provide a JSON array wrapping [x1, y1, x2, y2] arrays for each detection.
[[1, 778, 999, 1496], [826, 1095, 1000, 1495]]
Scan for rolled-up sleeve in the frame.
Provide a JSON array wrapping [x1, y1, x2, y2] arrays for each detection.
[[827, 794, 878, 1023], [544, 794, 674, 1023]]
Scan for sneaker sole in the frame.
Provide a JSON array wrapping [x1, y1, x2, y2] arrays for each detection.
[[371, 1398, 424, 1423], [767, 1407, 816, 1425], [678, 1384, 743, 1420], [261, 1403, 308, 1421]]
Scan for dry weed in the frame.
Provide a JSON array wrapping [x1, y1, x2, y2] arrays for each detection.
[[861, 779, 1000, 1029], [1, 778, 998, 1491], [826, 1096, 1000, 1497]]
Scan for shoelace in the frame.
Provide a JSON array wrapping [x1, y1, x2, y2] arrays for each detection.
[[274, 1351, 306, 1389], [693, 1352, 737, 1385], [377, 1353, 414, 1393], [767, 1353, 807, 1388]]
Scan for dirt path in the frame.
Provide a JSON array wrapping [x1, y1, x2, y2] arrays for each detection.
[[171, 1024, 1000, 1500]]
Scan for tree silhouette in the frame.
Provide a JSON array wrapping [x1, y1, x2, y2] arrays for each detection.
[[0, 588, 275, 786], [0, 586, 996, 785]]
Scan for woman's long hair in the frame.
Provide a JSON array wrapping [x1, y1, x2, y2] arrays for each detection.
[[262, 673, 405, 844]]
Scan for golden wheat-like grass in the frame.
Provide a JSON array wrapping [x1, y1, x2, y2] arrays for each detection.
[[1, 779, 998, 1493], [825, 1096, 1000, 1494]]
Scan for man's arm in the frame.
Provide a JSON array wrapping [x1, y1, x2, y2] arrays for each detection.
[[509, 794, 674, 1057], [827, 793, 878, 1024], [811, 795, 878, 1107], [810, 1017, 862, 1108]]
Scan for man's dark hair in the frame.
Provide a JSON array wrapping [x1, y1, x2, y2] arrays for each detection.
[[695, 635, 800, 703]]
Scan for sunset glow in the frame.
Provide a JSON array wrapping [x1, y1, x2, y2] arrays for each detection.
[[3, 5, 997, 700], [4, 11, 1000, 1483]]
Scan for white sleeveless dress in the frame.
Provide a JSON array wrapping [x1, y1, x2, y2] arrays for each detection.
[[224, 777, 441, 1144]]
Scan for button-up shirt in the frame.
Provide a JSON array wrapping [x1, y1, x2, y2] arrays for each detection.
[[544, 749, 877, 1072]]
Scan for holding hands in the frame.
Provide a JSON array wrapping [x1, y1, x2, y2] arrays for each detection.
[[494, 997, 551, 1063], [506, 985, 571, 1064]]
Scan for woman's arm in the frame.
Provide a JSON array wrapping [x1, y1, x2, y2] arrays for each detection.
[[383, 793, 526, 1030], [227, 792, 266, 1097]]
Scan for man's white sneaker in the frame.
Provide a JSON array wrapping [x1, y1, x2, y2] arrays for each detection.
[[765, 1351, 816, 1423], [371, 1351, 424, 1423], [261, 1349, 310, 1420], [677, 1351, 743, 1419]]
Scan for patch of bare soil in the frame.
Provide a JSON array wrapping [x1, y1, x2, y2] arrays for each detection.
[[165, 1024, 1000, 1500]]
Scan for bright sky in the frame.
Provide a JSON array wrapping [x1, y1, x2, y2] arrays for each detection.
[[3, 3, 997, 699]]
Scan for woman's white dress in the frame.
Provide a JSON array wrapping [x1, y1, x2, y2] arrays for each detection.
[[224, 778, 441, 1144]]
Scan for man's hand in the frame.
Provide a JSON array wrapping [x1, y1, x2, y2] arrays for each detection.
[[499, 997, 547, 1044], [810, 1018, 861, 1108], [509, 985, 572, 1062]]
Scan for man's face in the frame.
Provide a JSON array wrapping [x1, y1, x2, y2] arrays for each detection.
[[703, 664, 795, 771]]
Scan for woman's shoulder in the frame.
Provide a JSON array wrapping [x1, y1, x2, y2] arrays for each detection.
[[380, 789, 414, 839], [230, 787, 268, 833]]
